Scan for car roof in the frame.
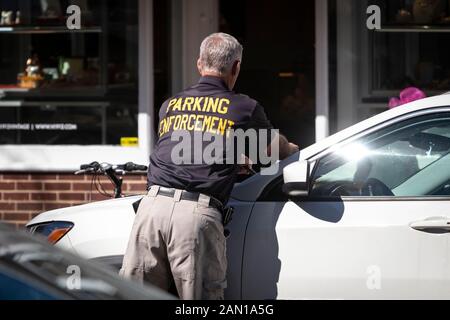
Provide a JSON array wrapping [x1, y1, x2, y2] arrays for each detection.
[[300, 93, 450, 161]]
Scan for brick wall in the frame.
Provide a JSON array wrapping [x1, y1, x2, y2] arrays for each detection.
[[0, 172, 148, 228]]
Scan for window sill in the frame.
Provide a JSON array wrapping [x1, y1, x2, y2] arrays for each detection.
[[0, 144, 150, 172]]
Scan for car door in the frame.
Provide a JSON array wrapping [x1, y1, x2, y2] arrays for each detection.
[[241, 109, 450, 299]]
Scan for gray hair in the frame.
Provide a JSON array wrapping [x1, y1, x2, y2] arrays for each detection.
[[199, 33, 243, 75]]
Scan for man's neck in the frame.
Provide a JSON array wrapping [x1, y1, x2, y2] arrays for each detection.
[[201, 72, 231, 89]]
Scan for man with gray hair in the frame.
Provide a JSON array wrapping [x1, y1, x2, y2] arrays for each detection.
[[198, 32, 243, 76], [120, 32, 298, 299]]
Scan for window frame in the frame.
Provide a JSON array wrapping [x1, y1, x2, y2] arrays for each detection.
[[308, 107, 450, 201], [0, 0, 154, 172]]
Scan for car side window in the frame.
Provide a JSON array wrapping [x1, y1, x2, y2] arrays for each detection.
[[310, 113, 450, 198]]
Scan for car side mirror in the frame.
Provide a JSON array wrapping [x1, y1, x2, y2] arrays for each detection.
[[282, 160, 310, 197]]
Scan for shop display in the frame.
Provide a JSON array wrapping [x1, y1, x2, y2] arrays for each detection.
[[42, 68, 59, 80], [18, 56, 44, 89], [0, 0, 139, 145], [36, 0, 62, 25], [0, 10, 21, 25], [393, 0, 450, 24], [0, 11, 12, 25], [15, 10, 20, 24], [413, 0, 446, 23], [396, 8, 413, 23], [0, 0, 92, 27]]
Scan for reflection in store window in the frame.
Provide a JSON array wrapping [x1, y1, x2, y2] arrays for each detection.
[[367, 0, 450, 95]]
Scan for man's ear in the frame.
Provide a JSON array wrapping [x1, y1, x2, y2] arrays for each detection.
[[197, 59, 202, 75], [231, 60, 241, 76]]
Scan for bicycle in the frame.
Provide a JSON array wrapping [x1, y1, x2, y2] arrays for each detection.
[[75, 161, 148, 199]]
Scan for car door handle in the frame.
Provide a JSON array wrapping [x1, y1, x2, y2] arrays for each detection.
[[410, 217, 450, 232]]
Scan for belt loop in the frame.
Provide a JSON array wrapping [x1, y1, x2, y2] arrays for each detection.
[[198, 193, 210, 206], [174, 189, 182, 202], [148, 185, 159, 197]]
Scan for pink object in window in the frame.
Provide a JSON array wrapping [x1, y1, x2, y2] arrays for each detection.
[[388, 87, 426, 109]]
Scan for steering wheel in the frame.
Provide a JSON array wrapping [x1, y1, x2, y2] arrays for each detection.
[[329, 182, 360, 197], [361, 178, 394, 196], [328, 178, 393, 197]]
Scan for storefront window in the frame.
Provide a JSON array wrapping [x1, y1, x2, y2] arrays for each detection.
[[366, 0, 450, 97], [0, 0, 138, 145]]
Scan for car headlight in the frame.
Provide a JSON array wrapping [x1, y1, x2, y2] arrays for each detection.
[[27, 221, 74, 244]]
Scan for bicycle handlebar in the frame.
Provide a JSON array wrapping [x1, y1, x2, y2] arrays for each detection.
[[76, 161, 148, 175], [123, 162, 148, 172], [80, 161, 100, 171], [75, 161, 148, 198]]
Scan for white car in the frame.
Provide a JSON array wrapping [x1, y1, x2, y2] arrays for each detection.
[[28, 94, 450, 299]]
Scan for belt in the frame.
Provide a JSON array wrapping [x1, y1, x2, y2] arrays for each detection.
[[155, 186, 224, 212]]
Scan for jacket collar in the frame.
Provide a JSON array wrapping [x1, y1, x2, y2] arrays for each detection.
[[198, 76, 229, 90]]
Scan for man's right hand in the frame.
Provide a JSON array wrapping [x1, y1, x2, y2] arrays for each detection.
[[288, 142, 300, 155], [238, 154, 255, 175], [276, 133, 299, 160], [266, 132, 300, 160]]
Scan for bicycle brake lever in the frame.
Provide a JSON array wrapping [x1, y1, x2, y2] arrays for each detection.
[[74, 168, 95, 175], [100, 163, 112, 171]]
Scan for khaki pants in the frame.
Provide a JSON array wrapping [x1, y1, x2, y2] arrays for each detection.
[[120, 186, 227, 300]]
